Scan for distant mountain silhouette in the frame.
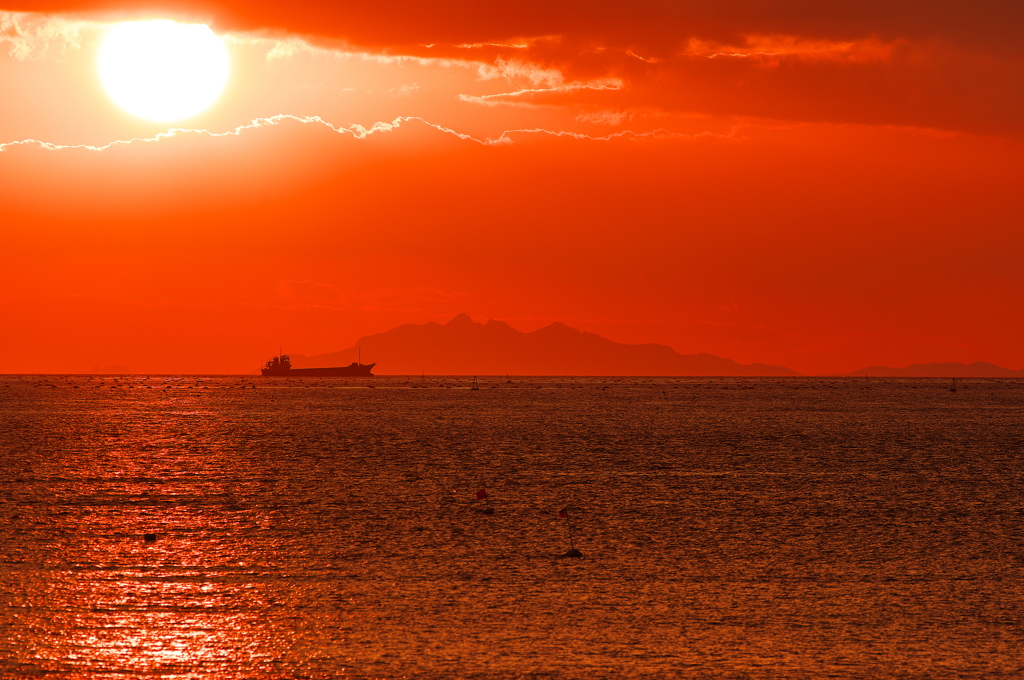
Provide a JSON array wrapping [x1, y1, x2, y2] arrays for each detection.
[[849, 361, 1024, 378], [290, 313, 800, 376]]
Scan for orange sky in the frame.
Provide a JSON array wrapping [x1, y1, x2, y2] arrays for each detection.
[[2, 1, 1023, 374]]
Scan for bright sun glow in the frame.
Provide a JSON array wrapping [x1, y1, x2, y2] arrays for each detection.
[[98, 20, 229, 122]]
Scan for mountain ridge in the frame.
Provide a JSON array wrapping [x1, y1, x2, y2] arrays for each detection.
[[285, 315, 1023, 377], [290, 313, 801, 376]]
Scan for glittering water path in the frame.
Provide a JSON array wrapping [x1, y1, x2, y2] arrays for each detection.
[[1, 375, 1022, 678]]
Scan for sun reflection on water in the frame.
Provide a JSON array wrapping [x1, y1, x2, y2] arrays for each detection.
[[4, 379, 308, 677], [2, 375, 1023, 677]]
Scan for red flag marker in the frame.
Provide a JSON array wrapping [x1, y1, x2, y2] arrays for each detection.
[[558, 508, 567, 518], [476, 489, 487, 500]]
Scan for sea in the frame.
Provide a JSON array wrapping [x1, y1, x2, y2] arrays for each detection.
[[0, 375, 1021, 679]]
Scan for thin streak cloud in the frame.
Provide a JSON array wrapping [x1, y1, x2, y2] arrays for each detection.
[[457, 79, 623, 106], [0, 114, 694, 153]]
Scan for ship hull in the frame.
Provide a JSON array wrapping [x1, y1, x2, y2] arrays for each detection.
[[261, 363, 375, 377]]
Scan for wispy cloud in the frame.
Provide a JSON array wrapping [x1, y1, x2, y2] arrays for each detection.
[[575, 110, 634, 126], [0, 12, 736, 155], [0, 11, 98, 60], [685, 34, 900, 64], [230, 31, 479, 70], [1, 113, 702, 153], [476, 58, 565, 87], [458, 79, 623, 106], [625, 49, 660, 64], [455, 41, 531, 50]]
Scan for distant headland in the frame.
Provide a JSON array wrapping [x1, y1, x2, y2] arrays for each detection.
[[848, 362, 1024, 378]]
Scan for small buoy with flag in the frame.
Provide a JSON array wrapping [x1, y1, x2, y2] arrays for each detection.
[[558, 507, 583, 558], [476, 488, 494, 514]]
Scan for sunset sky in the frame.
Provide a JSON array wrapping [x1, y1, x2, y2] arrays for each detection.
[[2, 1, 1022, 375]]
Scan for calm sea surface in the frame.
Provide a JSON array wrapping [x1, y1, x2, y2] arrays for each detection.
[[1, 375, 1022, 679]]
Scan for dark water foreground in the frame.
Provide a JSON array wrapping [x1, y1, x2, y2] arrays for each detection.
[[0, 375, 1022, 679]]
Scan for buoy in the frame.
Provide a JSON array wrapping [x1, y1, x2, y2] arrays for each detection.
[[557, 507, 581, 557], [475, 488, 493, 514], [143, 533, 157, 543]]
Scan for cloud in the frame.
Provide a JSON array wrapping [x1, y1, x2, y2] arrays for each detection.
[[455, 40, 531, 50], [1, 112, 699, 155], [685, 34, 900, 64], [0, 10, 96, 60], [457, 77, 622, 107], [14, 1, 1022, 62], [229, 31, 477, 70], [475, 57, 564, 87], [624, 49, 659, 64], [260, 36, 307, 62], [7, 5, 1023, 146], [387, 83, 419, 97], [575, 110, 633, 126], [0, 115, 475, 152]]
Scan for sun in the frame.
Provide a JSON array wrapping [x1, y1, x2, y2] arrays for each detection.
[[98, 20, 230, 122]]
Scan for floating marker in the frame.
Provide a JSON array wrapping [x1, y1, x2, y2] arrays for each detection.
[[143, 533, 157, 543], [558, 507, 582, 557], [476, 488, 494, 514]]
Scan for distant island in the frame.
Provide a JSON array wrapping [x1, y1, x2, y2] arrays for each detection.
[[289, 313, 800, 376], [279, 314, 1024, 377], [848, 362, 1024, 378]]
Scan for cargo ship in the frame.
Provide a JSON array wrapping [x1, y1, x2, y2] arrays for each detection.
[[261, 351, 375, 377]]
